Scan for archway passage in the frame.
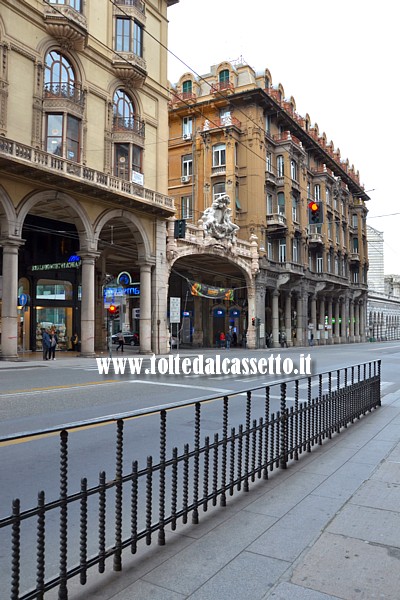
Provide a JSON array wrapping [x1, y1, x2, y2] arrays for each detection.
[[169, 254, 249, 348]]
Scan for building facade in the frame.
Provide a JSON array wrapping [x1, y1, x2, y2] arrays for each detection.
[[366, 226, 400, 340], [168, 61, 370, 348], [0, 0, 179, 359]]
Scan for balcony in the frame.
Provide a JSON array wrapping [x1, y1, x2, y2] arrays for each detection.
[[43, 2, 88, 51], [273, 131, 303, 149], [44, 82, 85, 107], [308, 232, 323, 246], [202, 116, 242, 133], [350, 252, 360, 263], [210, 81, 234, 96], [265, 170, 276, 185], [112, 54, 147, 87], [170, 91, 197, 106], [114, 0, 145, 12], [113, 117, 145, 138], [0, 137, 174, 216], [266, 213, 287, 231]]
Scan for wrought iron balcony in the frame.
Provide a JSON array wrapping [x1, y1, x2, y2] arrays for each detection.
[[210, 81, 234, 95], [44, 82, 85, 107], [112, 116, 145, 137], [170, 91, 197, 106]]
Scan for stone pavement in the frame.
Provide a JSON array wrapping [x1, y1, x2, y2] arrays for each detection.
[[41, 387, 400, 600]]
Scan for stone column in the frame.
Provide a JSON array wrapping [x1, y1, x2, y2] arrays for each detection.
[[334, 299, 340, 343], [349, 300, 355, 342], [192, 295, 203, 347], [354, 302, 360, 342], [311, 294, 317, 344], [303, 292, 309, 346], [272, 290, 280, 348], [285, 292, 292, 347], [327, 297, 333, 344], [319, 296, 326, 345], [255, 283, 266, 348], [246, 281, 257, 349], [140, 263, 152, 353], [80, 252, 99, 357], [360, 299, 366, 342], [340, 297, 348, 342], [296, 294, 303, 346], [0, 238, 24, 360]]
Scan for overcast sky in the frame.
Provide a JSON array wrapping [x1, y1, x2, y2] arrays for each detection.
[[167, 0, 399, 274]]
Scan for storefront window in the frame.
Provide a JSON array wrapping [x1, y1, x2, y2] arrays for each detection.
[[36, 279, 73, 301]]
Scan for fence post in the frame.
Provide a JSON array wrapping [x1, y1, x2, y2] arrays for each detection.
[[280, 383, 288, 469]]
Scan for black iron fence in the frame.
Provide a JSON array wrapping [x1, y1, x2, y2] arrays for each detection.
[[0, 361, 381, 600]]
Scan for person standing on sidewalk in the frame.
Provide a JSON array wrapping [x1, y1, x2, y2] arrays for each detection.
[[116, 330, 125, 352], [42, 328, 51, 360], [49, 330, 58, 360]]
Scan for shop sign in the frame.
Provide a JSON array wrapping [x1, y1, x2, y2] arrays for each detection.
[[32, 260, 81, 271], [103, 286, 140, 297]]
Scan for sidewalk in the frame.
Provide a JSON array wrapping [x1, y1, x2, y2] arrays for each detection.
[[46, 388, 400, 600]]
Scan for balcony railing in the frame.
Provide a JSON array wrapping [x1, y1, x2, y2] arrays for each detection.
[[170, 91, 197, 105], [210, 81, 234, 94], [273, 131, 302, 148], [114, 0, 145, 11], [0, 137, 174, 212], [266, 213, 287, 228], [112, 116, 145, 137], [44, 82, 85, 106]]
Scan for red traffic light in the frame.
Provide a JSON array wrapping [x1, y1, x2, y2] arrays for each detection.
[[308, 201, 319, 212], [108, 304, 117, 314]]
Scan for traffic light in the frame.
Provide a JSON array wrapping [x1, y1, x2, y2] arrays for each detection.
[[308, 201, 323, 224], [108, 304, 119, 320], [174, 219, 186, 239], [252, 317, 256, 327]]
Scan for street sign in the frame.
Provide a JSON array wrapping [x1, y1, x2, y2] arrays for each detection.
[[170, 297, 181, 323], [18, 293, 29, 307]]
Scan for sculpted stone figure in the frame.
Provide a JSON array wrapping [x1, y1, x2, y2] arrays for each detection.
[[202, 194, 239, 242]]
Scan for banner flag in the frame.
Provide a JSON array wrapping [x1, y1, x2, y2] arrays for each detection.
[[190, 281, 234, 301]]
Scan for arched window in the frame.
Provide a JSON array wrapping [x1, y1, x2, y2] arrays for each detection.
[[219, 69, 229, 84], [44, 50, 82, 161], [113, 89, 135, 130], [45, 50, 76, 98], [112, 89, 143, 182]]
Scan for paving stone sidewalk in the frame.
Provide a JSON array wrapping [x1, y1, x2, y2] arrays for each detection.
[[45, 389, 400, 600]]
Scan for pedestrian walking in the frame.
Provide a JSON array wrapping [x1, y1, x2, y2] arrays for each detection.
[[116, 330, 125, 352], [71, 332, 79, 353], [42, 328, 51, 360], [49, 330, 58, 360]]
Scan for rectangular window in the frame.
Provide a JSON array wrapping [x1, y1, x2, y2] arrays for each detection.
[[290, 159, 297, 181], [353, 270, 359, 283], [292, 238, 299, 263], [353, 237, 359, 252], [182, 154, 193, 177], [46, 114, 63, 156], [265, 114, 270, 134], [132, 144, 142, 173], [133, 21, 143, 57], [266, 151, 272, 172], [279, 239, 286, 263], [335, 257, 339, 275], [116, 17, 131, 52], [266, 193, 273, 214], [327, 253, 332, 273], [181, 195, 193, 220], [316, 254, 323, 273], [292, 195, 298, 221], [267, 241, 273, 260], [213, 182, 226, 200], [212, 144, 226, 167], [315, 184, 321, 201], [182, 116, 193, 137], [308, 252, 312, 271], [326, 187, 331, 205], [114, 143, 142, 180], [328, 219, 332, 239], [277, 155, 284, 177], [336, 222, 340, 244], [66, 115, 80, 161], [277, 192, 285, 215], [352, 214, 358, 228]]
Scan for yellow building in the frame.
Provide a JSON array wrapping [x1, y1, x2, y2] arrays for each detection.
[[168, 61, 369, 348], [0, 0, 178, 359]]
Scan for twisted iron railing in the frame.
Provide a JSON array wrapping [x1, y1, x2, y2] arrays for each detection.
[[0, 361, 381, 599]]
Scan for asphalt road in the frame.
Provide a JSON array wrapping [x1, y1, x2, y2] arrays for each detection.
[[0, 342, 399, 598]]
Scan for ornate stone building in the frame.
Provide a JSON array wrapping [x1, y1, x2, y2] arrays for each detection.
[[168, 61, 370, 348], [0, 0, 178, 359]]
